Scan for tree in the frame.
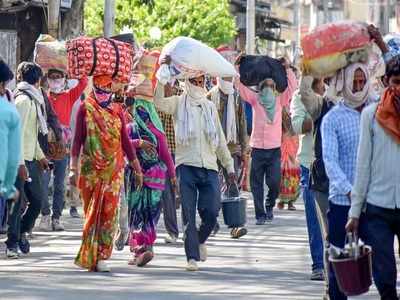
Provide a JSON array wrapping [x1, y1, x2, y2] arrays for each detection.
[[61, 0, 85, 39], [84, 0, 236, 48]]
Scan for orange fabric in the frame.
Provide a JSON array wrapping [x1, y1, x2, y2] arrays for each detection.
[[93, 75, 113, 89], [75, 95, 125, 271], [376, 88, 400, 144]]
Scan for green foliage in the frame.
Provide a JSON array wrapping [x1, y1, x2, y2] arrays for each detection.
[[84, 0, 236, 48]]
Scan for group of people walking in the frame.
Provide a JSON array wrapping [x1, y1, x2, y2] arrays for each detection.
[[0, 23, 399, 300]]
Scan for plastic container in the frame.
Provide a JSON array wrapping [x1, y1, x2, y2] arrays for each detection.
[[222, 195, 247, 228], [329, 245, 373, 296]]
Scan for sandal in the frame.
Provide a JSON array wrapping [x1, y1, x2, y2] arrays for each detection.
[[136, 250, 154, 267]]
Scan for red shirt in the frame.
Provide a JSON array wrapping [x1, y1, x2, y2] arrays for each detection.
[[48, 78, 88, 127]]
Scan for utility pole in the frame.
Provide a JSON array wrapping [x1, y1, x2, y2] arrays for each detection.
[[382, 0, 390, 35], [104, 0, 116, 37], [48, 0, 61, 38], [322, 0, 330, 23], [293, 0, 301, 64], [246, 0, 256, 55]]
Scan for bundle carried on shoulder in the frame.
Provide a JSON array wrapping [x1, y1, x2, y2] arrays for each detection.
[[216, 45, 238, 65], [34, 34, 68, 74], [301, 21, 371, 78], [237, 55, 288, 93], [66, 36, 134, 83], [156, 36, 237, 84], [130, 50, 160, 101]]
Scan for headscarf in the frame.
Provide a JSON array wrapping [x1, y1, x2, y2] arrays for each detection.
[[93, 75, 113, 90], [210, 78, 237, 143], [93, 75, 113, 108], [176, 79, 219, 148], [133, 99, 164, 134], [330, 63, 370, 109], [376, 87, 400, 144]]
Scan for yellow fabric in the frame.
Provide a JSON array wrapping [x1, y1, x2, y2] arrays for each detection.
[[14, 94, 45, 164]]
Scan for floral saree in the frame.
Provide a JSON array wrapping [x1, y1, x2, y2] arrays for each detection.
[[75, 96, 125, 271], [126, 102, 167, 253]]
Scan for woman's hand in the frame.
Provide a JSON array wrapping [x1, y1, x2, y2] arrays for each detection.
[[69, 169, 78, 187], [135, 172, 143, 190], [140, 140, 157, 155], [170, 176, 177, 193]]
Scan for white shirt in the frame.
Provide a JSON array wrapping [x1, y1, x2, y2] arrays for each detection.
[[349, 102, 400, 218], [154, 83, 234, 173]]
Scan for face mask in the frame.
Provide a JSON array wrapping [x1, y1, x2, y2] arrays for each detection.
[[93, 87, 112, 107], [186, 81, 206, 100], [259, 87, 277, 123], [218, 79, 234, 95], [48, 78, 66, 94]]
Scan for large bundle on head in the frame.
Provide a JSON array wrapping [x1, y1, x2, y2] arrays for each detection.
[[66, 36, 134, 83], [216, 45, 238, 65], [301, 21, 371, 78], [156, 37, 237, 84], [237, 55, 288, 93], [34, 34, 67, 74], [130, 50, 160, 101]]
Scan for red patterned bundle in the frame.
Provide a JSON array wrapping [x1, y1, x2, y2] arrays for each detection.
[[66, 37, 134, 83]]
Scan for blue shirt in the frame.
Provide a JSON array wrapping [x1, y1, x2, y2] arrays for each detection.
[[0, 95, 21, 199], [321, 102, 361, 206]]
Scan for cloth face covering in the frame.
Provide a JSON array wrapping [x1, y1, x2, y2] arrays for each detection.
[[93, 87, 112, 108], [259, 86, 277, 123], [48, 78, 66, 94], [376, 87, 400, 144], [211, 78, 237, 143], [176, 80, 219, 148], [331, 63, 370, 109]]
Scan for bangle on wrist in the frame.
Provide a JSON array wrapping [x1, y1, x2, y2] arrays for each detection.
[[138, 139, 143, 148]]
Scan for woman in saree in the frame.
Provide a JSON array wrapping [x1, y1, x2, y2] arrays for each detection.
[[69, 75, 143, 272], [125, 98, 175, 267]]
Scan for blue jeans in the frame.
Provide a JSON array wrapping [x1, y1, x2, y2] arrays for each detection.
[[177, 165, 220, 261], [301, 165, 324, 272], [42, 156, 68, 219]]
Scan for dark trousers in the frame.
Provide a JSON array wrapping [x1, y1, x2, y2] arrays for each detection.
[[366, 203, 400, 300], [250, 148, 281, 219], [161, 177, 179, 238], [327, 202, 368, 300], [6, 160, 45, 249], [42, 156, 68, 219], [177, 165, 220, 261]]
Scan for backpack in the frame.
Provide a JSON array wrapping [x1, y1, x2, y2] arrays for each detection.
[[309, 99, 335, 193], [14, 89, 66, 160]]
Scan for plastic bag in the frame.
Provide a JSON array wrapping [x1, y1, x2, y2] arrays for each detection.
[[156, 37, 237, 84], [301, 21, 371, 78], [34, 34, 67, 73]]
